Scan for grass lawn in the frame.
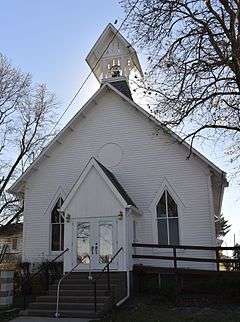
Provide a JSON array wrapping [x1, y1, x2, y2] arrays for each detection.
[[96, 296, 240, 322]]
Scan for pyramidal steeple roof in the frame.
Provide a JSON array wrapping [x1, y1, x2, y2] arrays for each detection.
[[86, 23, 143, 83]]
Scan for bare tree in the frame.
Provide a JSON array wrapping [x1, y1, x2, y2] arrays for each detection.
[[122, 0, 240, 161], [0, 53, 56, 224]]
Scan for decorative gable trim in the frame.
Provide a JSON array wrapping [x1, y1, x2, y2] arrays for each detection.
[[150, 178, 186, 213], [61, 158, 129, 212], [43, 185, 66, 216]]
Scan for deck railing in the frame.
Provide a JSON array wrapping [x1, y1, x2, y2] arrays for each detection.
[[132, 243, 240, 271]]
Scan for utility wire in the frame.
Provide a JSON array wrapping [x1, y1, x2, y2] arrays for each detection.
[[50, 0, 139, 134]]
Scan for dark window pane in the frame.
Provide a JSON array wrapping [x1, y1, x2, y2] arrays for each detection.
[[60, 213, 64, 223], [52, 224, 60, 251], [51, 206, 59, 223], [58, 198, 64, 207], [51, 198, 64, 223], [61, 224, 64, 251], [157, 192, 166, 217], [169, 218, 179, 245], [157, 219, 168, 244], [167, 192, 178, 217]]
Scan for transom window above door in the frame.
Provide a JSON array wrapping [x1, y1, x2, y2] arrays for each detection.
[[156, 190, 179, 245]]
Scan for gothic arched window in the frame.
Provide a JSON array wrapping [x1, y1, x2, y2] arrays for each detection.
[[51, 197, 64, 251], [156, 190, 179, 245]]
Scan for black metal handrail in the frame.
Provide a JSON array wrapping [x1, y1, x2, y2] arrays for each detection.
[[55, 254, 90, 318], [92, 247, 123, 313], [21, 248, 69, 309]]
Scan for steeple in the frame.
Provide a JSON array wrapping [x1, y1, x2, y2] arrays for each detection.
[[86, 23, 143, 85]]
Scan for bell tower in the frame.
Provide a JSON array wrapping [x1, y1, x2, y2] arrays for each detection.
[[86, 23, 143, 85]]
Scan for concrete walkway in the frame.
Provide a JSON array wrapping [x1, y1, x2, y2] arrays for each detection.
[[10, 317, 94, 322]]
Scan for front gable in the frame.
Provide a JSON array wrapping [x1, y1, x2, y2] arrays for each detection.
[[61, 158, 132, 218], [9, 80, 226, 219], [9, 81, 226, 196]]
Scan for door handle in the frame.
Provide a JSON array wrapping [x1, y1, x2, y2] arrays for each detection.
[[91, 246, 94, 255], [95, 243, 98, 254]]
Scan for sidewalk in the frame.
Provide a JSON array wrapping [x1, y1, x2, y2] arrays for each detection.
[[10, 317, 93, 322]]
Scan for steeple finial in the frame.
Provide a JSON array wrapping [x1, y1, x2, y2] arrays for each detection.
[[86, 23, 143, 83]]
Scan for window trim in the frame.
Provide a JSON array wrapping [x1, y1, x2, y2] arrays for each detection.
[[48, 188, 66, 253], [51, 197, 64, 252], [150, 178, 185, 246]]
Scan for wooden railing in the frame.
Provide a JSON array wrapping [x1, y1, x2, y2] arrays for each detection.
[[132, 243, 240, 271]]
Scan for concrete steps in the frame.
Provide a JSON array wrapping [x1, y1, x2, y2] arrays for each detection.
[[21, 271, 126, 318], [28, 302, 104, 311], [49, 283, 113, 291], [48, 289, 109, 297], [36, 295, 109, 303], [21, 309, 102, 318]]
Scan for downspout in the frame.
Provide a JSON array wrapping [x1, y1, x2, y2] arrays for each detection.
[[116, 205, 134, 306], [116, 270, 130, 307]]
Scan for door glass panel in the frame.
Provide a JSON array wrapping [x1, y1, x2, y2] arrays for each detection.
[[77, 222, 90, 264], [99, 222, 113, 264]]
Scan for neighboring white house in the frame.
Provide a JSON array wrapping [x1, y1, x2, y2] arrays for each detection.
[[9, 24, 228, 273]]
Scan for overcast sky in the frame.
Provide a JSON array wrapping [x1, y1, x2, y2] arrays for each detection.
[[1, 0, 239, 246]]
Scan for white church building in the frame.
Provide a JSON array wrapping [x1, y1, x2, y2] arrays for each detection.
[[9, 23, 228, 275]]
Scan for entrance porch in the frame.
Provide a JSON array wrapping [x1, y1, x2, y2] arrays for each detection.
[[61, 158, 140, 274]]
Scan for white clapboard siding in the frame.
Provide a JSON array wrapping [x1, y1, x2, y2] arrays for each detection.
[[23, 88, 216, 269]]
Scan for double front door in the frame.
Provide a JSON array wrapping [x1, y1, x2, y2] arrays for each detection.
[[76, 217, 118, 270]]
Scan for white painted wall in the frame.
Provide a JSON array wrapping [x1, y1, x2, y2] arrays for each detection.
[[22, 87, 217, 269]]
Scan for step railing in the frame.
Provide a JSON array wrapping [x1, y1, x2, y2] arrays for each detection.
[[21, 248, 69, 309], [92, 247, 123, 313], [54, 254, 91, 318]]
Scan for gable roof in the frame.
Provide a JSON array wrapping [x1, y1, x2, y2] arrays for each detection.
[[61, 158, 136, 211], [105, 78, 133, 100], [95, 159, 135, 207], [8, 80, 227, 195]]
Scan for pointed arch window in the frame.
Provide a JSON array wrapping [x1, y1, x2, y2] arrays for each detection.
[[51, 197, 64, 251], [157, 190, 179, 245]]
